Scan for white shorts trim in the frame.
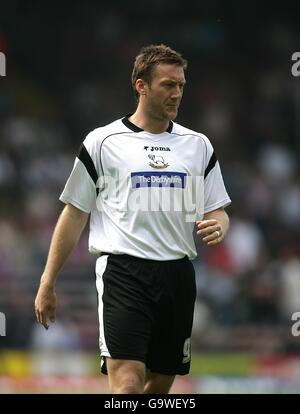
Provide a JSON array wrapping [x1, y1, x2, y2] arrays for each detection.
[[95, 255, 111, 357]]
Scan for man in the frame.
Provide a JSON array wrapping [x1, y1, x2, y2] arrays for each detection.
[[35, 44, 231, 394]]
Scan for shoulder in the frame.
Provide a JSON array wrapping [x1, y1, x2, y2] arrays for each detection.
[[171, 122, 214, 153], [84, 118, 127, 147]]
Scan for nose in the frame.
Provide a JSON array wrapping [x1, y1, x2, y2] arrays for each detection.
[[171, 85, 182, 100]]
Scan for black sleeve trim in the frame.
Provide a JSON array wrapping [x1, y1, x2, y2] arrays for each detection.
[[204, 151, 217, 179], [77, 143, 98, 186]]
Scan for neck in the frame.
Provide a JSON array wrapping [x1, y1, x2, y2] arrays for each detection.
[[129, 106, 170, 134]]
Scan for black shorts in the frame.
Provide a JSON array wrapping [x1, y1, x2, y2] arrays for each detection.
[[95, 253, 196, 376]]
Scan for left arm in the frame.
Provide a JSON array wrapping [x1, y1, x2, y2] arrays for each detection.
[[196, 208, 230, 246]]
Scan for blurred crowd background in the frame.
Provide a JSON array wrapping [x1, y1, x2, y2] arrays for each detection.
[[0, 0, 300, 392]]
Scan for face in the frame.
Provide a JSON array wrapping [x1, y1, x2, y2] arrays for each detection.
[[140, 63, 186, 121]]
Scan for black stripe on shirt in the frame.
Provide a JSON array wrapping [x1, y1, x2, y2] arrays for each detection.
[[204, 151, 217, 179], [77, 143, 98, 186]]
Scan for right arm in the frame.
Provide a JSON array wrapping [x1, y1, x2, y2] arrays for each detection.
[[34, 203, 89, 329]]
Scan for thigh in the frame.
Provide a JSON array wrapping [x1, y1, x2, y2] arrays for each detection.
[[146, 258, 196, 375], [107, 358, 146, 394], [144, 369, 175, 394]]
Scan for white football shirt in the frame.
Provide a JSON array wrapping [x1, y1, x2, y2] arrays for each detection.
[[60, 116, 231, 260]]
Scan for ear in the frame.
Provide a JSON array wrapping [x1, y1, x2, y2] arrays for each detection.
[[135, 78, 147, 96]]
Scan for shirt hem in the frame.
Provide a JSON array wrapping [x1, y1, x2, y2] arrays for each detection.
[[59, 195, 91, 213], [204, 198, 231, 214]]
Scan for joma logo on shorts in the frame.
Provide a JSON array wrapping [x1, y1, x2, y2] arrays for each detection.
[[144, 146, 171, 151]]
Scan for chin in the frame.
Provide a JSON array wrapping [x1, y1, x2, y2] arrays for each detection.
[[165, 109, 178, 120]]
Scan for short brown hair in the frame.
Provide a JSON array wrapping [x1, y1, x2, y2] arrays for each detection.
[[131, 44, 187, 99]]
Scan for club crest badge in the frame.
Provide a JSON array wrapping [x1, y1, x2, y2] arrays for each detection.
[[148, 154, 169, 169]]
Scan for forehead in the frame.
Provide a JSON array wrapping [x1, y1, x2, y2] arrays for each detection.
[[152, 63, 185, 82]]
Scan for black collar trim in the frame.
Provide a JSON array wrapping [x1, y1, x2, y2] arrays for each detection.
[[122, 114, 173, 133], [166, 121, 173, 133], [122, 115, 144, 132]]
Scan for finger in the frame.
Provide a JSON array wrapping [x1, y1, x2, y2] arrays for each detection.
[[203, 229, 222, 242], [35, 308, 41, 324], [36, 309, 44, 325], [207, 237, 222, 246], [196, 219, 218, 228], [203, 231, 222, 244], [41, 312, 49, 330], [196, 220, 218, 230], [49, 308, 56, 323], [206, 230, 223, 245], [197, 224, 221, 236], [197, 226, 221, 237]]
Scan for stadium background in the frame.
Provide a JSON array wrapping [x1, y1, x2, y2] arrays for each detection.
[[0, 1, 300, 393]]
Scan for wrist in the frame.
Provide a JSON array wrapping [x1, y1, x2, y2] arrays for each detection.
[[40, 274, 56, 289]]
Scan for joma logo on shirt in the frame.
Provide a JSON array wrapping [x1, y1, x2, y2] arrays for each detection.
[[144, 146, 171, 151]]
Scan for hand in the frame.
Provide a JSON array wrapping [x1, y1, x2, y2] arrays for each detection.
[[34, 281, 57, 330], [196, 219, 223, 246]]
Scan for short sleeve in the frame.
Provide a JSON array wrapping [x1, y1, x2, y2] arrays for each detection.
[[203, 140, 231, 213], [59, 132, 99, 213]]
